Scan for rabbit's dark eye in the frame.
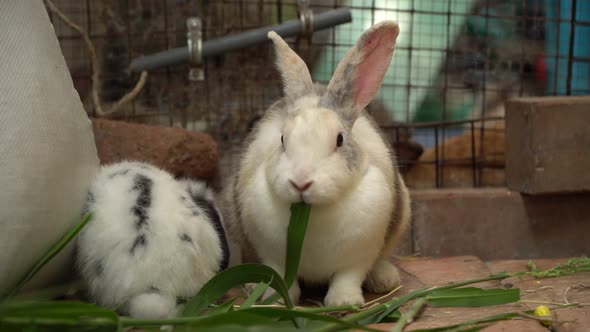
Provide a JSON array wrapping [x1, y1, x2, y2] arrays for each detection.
[[336, 133, 343, 147], [281, 135, 284, 146]]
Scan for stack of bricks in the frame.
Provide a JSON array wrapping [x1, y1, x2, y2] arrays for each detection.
[[406, 96, 590, 259]]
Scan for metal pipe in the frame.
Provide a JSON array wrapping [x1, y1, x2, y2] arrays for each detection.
[[129, 8, 352, 72]]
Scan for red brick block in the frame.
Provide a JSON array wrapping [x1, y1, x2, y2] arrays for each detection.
[[555, 307, 590, 332], [505, 96, 590, 194], [411, 188, 590, 259], [397, 256, 499, 287], [480, 320, 547, 332]]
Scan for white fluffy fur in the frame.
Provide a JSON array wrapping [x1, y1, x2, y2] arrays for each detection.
[[226, 21, 411, 306], [127, 292, 177, 318], [77, 161, 224, 317]]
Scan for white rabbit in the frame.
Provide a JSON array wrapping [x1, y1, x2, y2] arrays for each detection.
[[221, 21, 411, 306], [77, 161, 229, 318]]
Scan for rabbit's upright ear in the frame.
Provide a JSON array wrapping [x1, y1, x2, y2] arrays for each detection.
[[268, 31, 315, 104], [320, 21, 399, 123]]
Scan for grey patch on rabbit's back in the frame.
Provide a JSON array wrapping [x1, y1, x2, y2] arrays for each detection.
[[192, 196, 229, 271], [227, 174, 247, 243], [149, 286, 160, 293], [130, 234, 147, 255], [95, 261, 104, 276], [183, 201, 201, 216], [87, 191, 95, 204], [185, 183, 205, 203], [179, 233, 193, 243], [108, 169, 131, 179], [190, 207, 200, 216], [137, 164, 154, 170], [131, 174, 153, 230], [178, 188, 201, 216], [384, 170, 404, 245], [82, 191, 95, 215]]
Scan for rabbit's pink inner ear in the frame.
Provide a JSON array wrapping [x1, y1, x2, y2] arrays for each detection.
[[353, 24, 398, 112]]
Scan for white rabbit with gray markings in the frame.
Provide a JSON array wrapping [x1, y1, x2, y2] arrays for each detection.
[[222, 21, 411, 306], [77, 161, 228, 318]]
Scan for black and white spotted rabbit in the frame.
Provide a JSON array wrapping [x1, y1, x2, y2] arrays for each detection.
[[222, 21, 411, 306], [77, 161, 229, 318]]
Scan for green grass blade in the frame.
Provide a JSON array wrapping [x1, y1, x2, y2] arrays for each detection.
[[133, 310, 278, 332], [1, 213, 93, 300], [239, 282, 269, 310], [207, 297, 239, 315], [235, 307, 382, 332], [124, 305, 381, 331], [527, 256, 590, 278], [314, 273, 513, 331], [181, 263, 293, 316], [378, 310, 401, 323], [284, 202, 311, 288], [459, 325, 493, 332], [371, 273, 511, 323], [299, 305, 359, 314], [426, 287, 520, 307], [0, 300, 118, 330], [126, 307, 380, 332], [176, 324, 307, 332], [261, 202, 311, 305], [409, 311, 528, 332], [11, 280, 85, 302], [392, 297, 427, 332]]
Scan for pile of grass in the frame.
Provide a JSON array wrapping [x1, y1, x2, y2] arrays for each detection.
[[1, 203, 589, 331]]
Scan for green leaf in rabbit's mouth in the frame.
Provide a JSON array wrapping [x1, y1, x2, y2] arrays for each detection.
[[261, 202, 311, 304]]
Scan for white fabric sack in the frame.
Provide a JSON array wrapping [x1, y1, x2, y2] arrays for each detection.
[[0, 1, 99, 293]]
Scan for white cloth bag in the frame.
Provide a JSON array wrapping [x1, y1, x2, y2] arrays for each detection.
[[0, 0, 99, 293]]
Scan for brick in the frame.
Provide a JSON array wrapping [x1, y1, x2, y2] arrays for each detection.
[[397, 256, 500, 288], [405, 312, 542, 331], [517, 273, 590, 307], [367, 319, 546, 332], [554, 307, 590, 332], [486, 258, 571, 290], [92, 118, 219, 181], [362, 267, 427, 304], [486, 258, 570, 275], [505, 96, 590, 194], [411, 188, 590, 259], [480, 320, 547, 332], [488, 260, 590, 309], [349, 257, 589, 332]]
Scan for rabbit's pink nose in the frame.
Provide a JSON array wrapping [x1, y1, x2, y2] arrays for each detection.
[[290, 180, 313, 192]]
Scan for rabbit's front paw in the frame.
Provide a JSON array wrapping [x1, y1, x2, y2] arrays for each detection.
[[324, 284, 364, 306], [365, 259, 401, 294]]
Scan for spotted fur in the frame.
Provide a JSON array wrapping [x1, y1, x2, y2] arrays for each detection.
[[130, 234, 147, 254], [95, 261, 104, 277], [179, 233, 193, 243], [108, 169, 130, 178], [77, 161, 228, 318], [131, 174, 152, 230], [180, 179, 230, 272]]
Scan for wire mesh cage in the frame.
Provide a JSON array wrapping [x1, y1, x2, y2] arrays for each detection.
[[48, 0, 590, 189]]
